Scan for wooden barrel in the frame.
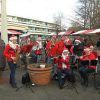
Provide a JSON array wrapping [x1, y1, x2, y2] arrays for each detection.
[[27, 64, 52, 85]]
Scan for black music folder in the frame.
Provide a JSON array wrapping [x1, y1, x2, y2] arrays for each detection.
[[81, 60, 89, 66], [90, 60, 97, 66]]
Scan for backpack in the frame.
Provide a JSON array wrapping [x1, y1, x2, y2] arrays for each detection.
[[22, 72, 31, 84]]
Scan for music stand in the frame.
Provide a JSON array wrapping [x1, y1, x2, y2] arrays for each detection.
[[16, 56, 35, 93]]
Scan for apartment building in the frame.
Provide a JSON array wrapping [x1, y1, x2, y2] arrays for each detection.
[[0, 14, 60, 35]]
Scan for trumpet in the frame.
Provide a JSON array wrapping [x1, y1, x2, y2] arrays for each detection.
[[13, 48, 21, 64]]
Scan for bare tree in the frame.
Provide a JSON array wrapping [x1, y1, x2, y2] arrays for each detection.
[[72, 0, 100, 29], [53, 12, 66, 35]]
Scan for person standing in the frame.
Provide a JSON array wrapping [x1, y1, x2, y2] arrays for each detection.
[[0, 39, 6, 71], [96, 38, 100, 62], [4, 35, 20, 88], [96, 38, 100, 48], [35, 37, 43, 63]]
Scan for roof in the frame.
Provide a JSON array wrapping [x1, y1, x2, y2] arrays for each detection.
[[72, 29, 100, 35], [8, 30, 22, 35], [58, 30, 75, 35], [0, 30, 22, 35]]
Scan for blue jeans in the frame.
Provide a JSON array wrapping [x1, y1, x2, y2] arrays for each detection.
[[8, 61, 16, 85], [31, 52, 37, 63], [47, 56, 53, 64], [52, 64, 57, 76], [37, 55, 42, 63]]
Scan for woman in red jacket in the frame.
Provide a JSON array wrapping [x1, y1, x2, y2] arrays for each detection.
[[4, 35, 20, 88], [79, 47, 97, 86], [46, 37, 58, 64], [56, 48, 75, 89]]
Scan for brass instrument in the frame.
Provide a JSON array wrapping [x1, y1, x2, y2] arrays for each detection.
[[13, 48, 21, 64]]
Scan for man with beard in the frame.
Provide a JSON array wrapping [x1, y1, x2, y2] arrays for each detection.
[[56, 48, 75, 89]]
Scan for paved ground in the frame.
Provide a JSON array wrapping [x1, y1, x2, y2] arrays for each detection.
[[0, 68, 100, 100]]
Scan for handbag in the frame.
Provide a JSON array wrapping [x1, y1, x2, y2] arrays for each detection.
[[22, 72, 30, 84]]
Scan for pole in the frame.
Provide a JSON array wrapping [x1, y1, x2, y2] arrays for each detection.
[[1, 0, 8, 44]]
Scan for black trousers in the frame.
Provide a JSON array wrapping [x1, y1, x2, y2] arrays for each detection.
[[79, 66, 95, 82], [57, 69, 75, 88]]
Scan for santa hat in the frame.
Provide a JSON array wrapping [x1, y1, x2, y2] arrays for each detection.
[[63, 47, 69, 53], [61, 36, 65, 40], [9, 35, 17, 41], [90, 45, 94, 49], [64, 38, 72, 45], [75, 38, 81, 43], [52, 35, 56, 39], [84, 47, 91, 51], [37, 37, 42, 41]]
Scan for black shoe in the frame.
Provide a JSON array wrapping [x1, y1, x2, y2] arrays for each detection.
[[9, 80, 12, 84], [59, 85, 63, 89], [59, 82, 64, 89], [11, 84, 17, 88], [84, 80, 88, 87], [81, 79, 85, 86]]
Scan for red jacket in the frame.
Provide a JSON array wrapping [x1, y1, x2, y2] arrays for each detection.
[[4, 44, 18, 61], [21, 44, 33, 53], [46, 41, 58, 57], [80, 52, 97, 69], [57, 40, 65, 55], [56, 56, 70, 70]]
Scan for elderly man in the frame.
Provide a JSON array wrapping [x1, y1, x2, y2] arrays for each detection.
[[56, 48, 75, 89]]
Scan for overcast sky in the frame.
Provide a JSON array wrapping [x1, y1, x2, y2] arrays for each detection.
[[1, 0, 78, 26]]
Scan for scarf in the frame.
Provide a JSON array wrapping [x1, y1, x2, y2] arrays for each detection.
[[36, 41, 42, 50], [62, 53, 69, 69], [9, 41, 17, 50]]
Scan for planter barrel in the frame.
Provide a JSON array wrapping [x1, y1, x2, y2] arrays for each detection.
[[27, 64, 52, 85]]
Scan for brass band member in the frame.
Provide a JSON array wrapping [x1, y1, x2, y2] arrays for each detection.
[[4, 35, 20, 88], [79, 47, 97, 86], [46, 35, 58, 64], [56, 48, 75, 89]]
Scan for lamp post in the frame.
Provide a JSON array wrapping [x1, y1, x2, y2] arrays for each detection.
[[1, 0, 8, 44]]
